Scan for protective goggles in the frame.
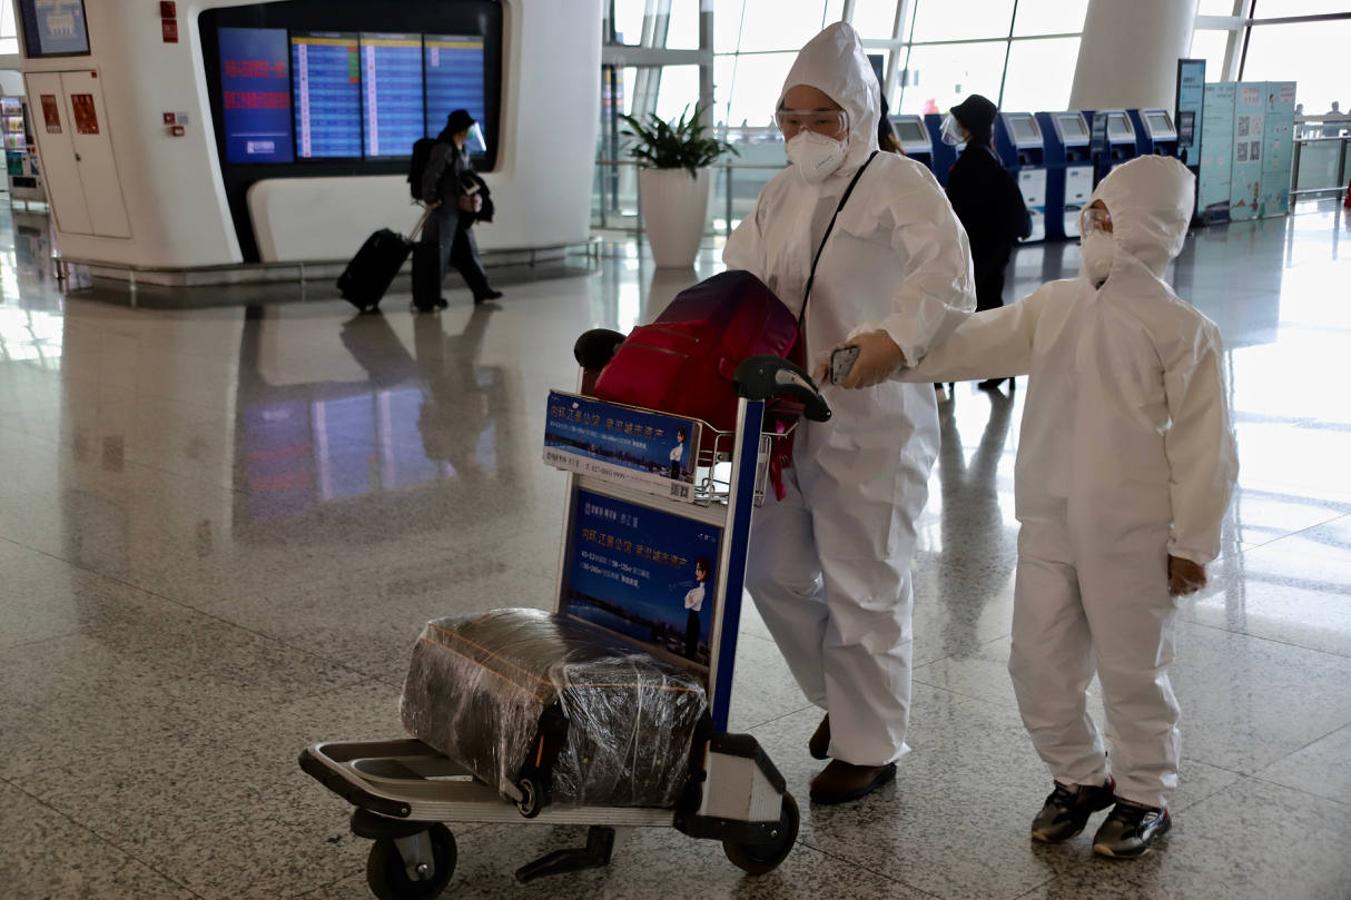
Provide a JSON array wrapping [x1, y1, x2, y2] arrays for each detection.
[[776, 108, 849, 138], [1080, 206, 1113, 234], [939, 114, 966, 146]]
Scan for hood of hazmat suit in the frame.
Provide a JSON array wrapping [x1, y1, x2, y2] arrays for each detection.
[[722, 22, 975, 767]]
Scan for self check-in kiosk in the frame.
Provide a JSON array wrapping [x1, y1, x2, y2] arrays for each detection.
[[1086, 109, 1139, 185], [994, 112, 1046, 242], [890, 114, 934, 169], [1037, 110, 1094, 240], [924, 112, 958, 187], [1129, 108, 1179, 158]]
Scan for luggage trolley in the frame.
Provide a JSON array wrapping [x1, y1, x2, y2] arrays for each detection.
[[299, 330, 832, 898]]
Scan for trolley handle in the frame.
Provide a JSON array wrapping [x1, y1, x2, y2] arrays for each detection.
[[734, 356, 832, 423], [574, 329, 627, 372]]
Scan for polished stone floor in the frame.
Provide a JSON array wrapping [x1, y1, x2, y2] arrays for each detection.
[[2, 201, 1350, 900]]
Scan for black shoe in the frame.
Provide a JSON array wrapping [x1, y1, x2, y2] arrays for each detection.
[[410, 300, 443, 314], [809, 760, 897, 805], [1092, 800, 1171, 859], [809, 714, 831, 760], [435, 297, 449, 309], [474, 289, 504, 304], [1030, 778, 1116, 844], [978, 378, 1006, 391]]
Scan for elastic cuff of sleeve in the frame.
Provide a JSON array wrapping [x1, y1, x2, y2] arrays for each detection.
[[1167, 542, 1214, 565]]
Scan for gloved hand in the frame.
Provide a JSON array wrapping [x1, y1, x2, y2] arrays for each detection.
[[1168, 556, 1207, 596], [812, 330, 907, 389]]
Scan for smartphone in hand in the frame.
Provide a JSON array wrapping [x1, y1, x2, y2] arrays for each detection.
[[830, 346, 861, 385]]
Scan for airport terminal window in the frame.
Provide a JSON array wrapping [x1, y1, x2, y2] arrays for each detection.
[[1188, 28, 1230, 77], [851, 0, 902, 39], [735, 0, 843, 53], [907, 0, 1015, 44], [0, 0, 19, 56], [897, 41, 1007, 115], [1241, 18, 1351, 112], [1251, 0, 1351, 15], [999, 36, 1080, 113], [1010, 0, 1088, 36]]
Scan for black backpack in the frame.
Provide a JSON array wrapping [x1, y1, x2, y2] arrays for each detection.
[[407, 137, 437, 200]]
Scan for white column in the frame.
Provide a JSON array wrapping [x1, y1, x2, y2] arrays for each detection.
[[1069, 0, 1200, 110]]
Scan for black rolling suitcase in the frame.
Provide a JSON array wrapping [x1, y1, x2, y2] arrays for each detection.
[[336, 206, 433, 312]]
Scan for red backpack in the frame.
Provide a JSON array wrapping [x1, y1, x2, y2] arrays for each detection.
[[592, 270, 797, 432]]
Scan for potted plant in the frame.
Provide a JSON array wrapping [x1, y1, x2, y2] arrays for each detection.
[[621, 105, 737, 268]]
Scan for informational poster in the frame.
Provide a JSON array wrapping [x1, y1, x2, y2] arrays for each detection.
[[69, 93, 96, 134], [543, 391, 699, 502], [1260, 81, 1297, 218], [218, 27, 294, 164], [19, 0, 89, 57], [1198, 82, 1235, 224], [1175, 59, 1206, 168], [40, 94, 61, 133], [291, 32, 362, 159], [424, 34, 486, 147], [1230, 83, 1266, 222], [360, 33, 423, 158], [562, 488, 723, 667]]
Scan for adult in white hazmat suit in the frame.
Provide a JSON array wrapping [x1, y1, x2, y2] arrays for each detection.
[[827, 155, 1238, 855], [724, 22, 975, 804]]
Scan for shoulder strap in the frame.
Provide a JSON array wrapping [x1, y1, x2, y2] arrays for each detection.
[[799, 150, 880, 329]]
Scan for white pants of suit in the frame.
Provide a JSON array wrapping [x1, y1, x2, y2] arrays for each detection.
[[1008, 519, 1182, 809], [745, 458, 919, 767]]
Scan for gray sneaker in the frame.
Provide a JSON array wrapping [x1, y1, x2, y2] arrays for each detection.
[[1031, 778, 1116, 843], [1092, 801, 1172, 859]]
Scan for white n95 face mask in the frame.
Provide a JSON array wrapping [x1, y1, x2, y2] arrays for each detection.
[[786, 131, 848, 183], [1080, 230, 1117, 284]]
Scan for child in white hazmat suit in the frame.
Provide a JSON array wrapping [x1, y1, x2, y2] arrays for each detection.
[[821, 155, 1238, 856]]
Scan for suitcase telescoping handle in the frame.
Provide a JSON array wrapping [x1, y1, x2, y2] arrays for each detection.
[[407, 204, 437, 243], [734, 356, 832, 423]]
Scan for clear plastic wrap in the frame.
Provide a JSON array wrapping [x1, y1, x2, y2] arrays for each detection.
[[400, 608, 708, 808]]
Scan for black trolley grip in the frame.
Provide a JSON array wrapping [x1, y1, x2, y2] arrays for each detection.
[[733, 356, 832, 423]]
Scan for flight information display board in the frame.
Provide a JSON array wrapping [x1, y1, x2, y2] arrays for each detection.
[[360, 32, 424, 158], [424, 35, 486, 141], [291, 32, 361, 159], [219, 26, 295, 164]]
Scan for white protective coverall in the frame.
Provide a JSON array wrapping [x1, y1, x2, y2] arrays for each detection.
[[900, 155, 1239, 808], [724, 23, 976, 766]]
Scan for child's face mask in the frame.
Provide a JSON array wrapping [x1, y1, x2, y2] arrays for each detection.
[[1079, 205, 1116, 284], [1081, 231, 1116, 284]]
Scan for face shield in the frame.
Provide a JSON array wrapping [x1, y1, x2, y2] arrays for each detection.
[[940, 114, 967, 146], [465, 122, 487, 154], [776, 108, 850, 141]]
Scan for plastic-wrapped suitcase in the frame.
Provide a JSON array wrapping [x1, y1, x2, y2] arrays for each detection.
[[400, 608, 707, 810]]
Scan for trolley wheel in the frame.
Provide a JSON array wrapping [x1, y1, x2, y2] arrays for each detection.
[[722, 795, 800, 876], [365, 824, 456, 900], [516, 776, 543, 819]]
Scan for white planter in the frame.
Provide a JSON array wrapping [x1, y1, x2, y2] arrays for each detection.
[[639, 167, 712, 268]]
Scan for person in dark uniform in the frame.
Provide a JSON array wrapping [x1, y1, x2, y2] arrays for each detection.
[[416, 109, 502, 311], [941, 95, 1030, 391]]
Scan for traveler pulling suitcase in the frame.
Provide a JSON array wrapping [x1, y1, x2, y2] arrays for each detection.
[[337, 205, 434, 312]]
